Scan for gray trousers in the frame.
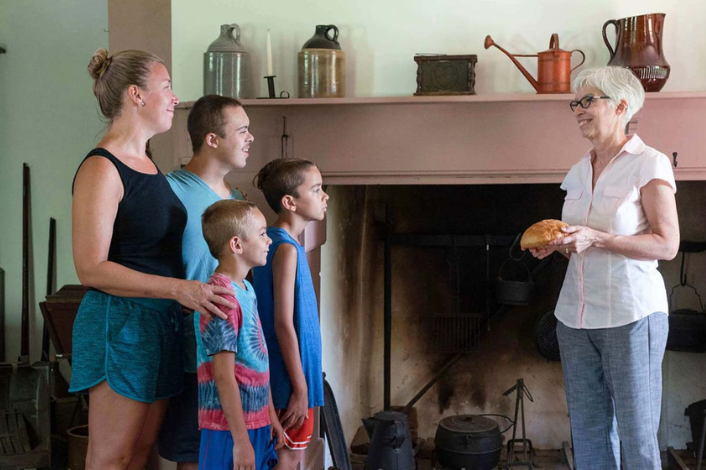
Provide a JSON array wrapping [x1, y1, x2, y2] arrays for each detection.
[[557, 313, 668, 470]]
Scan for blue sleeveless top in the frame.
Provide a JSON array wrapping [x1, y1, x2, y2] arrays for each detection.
[[252, 227, 324, 409]]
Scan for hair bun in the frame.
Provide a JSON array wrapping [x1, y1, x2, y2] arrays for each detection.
[[88, 48, 112, 80]]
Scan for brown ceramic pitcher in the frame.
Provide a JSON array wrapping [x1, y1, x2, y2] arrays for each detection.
[[602, 13, 670, 92]]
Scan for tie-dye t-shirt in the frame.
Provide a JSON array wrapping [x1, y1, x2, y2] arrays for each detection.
[[197, 273, 270, 431]]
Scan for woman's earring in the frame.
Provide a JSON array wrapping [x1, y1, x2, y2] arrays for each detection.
[[140, 100, 145, 107]]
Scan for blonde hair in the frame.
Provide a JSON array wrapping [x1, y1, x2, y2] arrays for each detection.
[[202, 200, 257, 259], [572, 66, 645, 124], [88, 48, 164, 120]]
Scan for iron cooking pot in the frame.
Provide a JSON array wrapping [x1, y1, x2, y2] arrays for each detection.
[[434, 415, 503, 470]]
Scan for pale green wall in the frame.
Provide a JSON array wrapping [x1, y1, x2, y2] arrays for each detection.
[[0, 0, 108, 361], [172, 0, 706, 102]]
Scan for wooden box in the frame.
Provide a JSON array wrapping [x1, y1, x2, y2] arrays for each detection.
[[414, 54, 477, 96]]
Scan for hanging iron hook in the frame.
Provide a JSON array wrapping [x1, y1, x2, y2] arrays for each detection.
[[281, 116, 289, 159]]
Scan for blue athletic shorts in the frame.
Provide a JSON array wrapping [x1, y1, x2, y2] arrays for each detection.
[[68, 289, 184, 403], [157, 372, 200, 462], [199, 426, 278, 470]]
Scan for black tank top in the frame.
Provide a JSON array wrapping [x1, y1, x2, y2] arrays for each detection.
[[73, 148, 187, 279]]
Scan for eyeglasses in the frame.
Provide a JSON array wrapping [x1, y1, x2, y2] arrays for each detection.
[[569, 95, 611, 112]]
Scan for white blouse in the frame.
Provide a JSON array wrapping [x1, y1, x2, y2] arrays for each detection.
[[555, 134, 676, 329]]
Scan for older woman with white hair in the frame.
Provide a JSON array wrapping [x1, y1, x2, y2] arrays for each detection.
[[530, 66, 680, 469]]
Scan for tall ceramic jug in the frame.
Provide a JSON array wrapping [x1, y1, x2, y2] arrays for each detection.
[[602, 13, 670, 92], [204, 24, 252, 98], [298, 25, 345, 98]]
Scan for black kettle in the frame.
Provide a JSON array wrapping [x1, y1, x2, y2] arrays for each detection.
[[362, 411, 415, 470]]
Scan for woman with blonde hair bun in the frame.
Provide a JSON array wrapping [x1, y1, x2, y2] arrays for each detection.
[[70, 48, 235, 469]]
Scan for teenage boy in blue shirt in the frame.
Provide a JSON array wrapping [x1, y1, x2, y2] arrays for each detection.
[[252, 158, 329, 469], [158, 95, 253, 470]]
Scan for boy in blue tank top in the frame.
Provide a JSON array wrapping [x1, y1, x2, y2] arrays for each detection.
[[252, 158, 328, 469], [158, 95, 251, 469]]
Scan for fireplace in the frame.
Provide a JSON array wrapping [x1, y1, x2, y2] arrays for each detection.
[[320, 183, 573, 450], [318, 181, 706, 457]]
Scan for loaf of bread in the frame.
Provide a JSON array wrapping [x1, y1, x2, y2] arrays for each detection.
[[520, 219, 569, 249]]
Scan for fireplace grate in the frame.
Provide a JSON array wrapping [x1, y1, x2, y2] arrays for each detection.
[[428, 313, 483, 353]]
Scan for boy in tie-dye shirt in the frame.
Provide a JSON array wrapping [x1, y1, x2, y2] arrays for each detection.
[[198, 200, 283, 470]]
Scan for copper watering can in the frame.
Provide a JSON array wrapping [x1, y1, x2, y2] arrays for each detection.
[[485, 34, 585, 94]]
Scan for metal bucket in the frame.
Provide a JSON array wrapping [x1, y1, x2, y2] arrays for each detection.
[[495, 259, 534, 305]]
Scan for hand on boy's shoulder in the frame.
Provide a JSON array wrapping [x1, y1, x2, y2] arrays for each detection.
[[206, 274, 240, 320]]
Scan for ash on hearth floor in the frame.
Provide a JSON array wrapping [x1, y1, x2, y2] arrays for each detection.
[[350, 448, 571, 470]]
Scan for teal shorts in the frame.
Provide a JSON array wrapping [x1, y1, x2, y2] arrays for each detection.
[[68, 290, 184, 403]]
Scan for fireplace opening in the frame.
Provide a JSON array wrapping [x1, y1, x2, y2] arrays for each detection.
[[319, 181, 706, 461]]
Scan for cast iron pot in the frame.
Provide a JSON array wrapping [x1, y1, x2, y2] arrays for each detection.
[[667, 308, 706, 353], [434, 415, 503, 470]]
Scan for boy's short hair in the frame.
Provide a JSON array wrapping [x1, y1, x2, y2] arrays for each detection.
[[202, 200, 257, 259], [253, 158, 317, 213], [187, 95, 242, 153]]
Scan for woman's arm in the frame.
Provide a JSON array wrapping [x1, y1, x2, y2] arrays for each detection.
[[550, 179, 680, 261], [72, 156, 232, 317]]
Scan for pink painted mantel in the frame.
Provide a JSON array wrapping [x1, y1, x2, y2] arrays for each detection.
[[172, 92, 706, 185]]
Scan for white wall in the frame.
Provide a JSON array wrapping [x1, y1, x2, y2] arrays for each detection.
[[172, 0, 706, 101], [0, 0, 108, 362]]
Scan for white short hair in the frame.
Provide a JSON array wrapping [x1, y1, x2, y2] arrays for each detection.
[[572, 66, 645, 123]]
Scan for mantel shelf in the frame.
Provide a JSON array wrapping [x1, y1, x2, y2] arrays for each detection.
[[171, 89, 706, 185], [177, 91, 706, 109]]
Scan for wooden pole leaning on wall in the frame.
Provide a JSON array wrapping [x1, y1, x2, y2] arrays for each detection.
[[20, 163, 30, 363], [42, 218, 56, 361], [0, 267, 5, 362]]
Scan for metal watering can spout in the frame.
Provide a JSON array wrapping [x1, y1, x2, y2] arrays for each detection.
[[484, 35, 540, 92], [362, 417, 377, 438]]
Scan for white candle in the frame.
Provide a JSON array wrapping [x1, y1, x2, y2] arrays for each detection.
[[266, 30, 273, 76]]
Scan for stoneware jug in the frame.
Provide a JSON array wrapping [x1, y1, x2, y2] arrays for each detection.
[[298, 25, 345, 98], [602, 13, 670, 92], [204, 23, 252, 99]]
